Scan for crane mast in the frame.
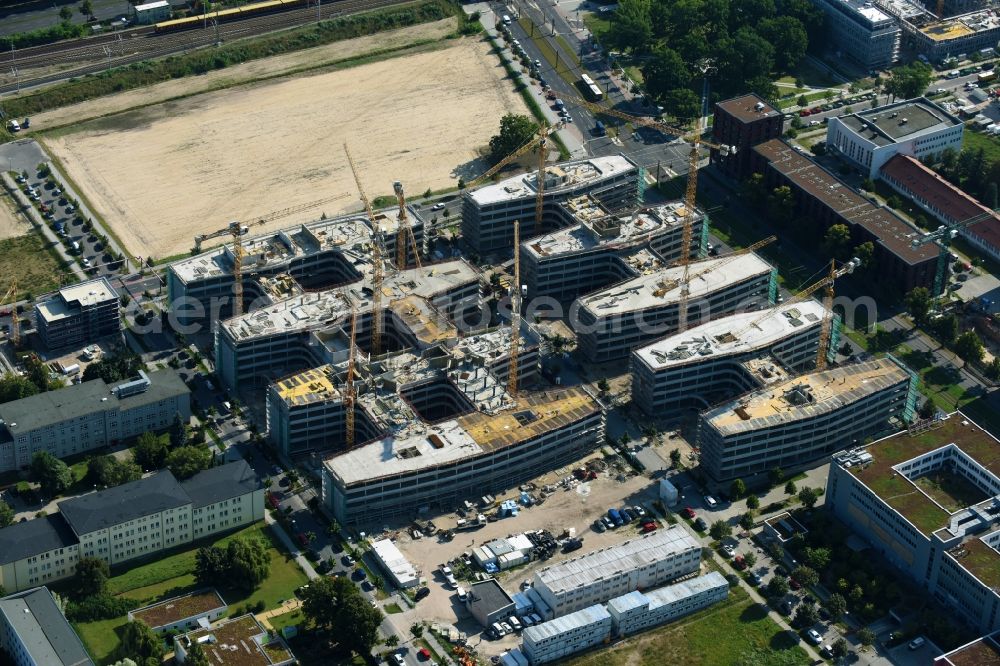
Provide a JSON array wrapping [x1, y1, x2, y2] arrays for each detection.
[[508, 221, 521, 396], [393, 181, 421, 270], [344, 144, 383, 357], [2, 281, 19, 347], [816, 260, 839, 371], [534, 127, 548, 235], [345, 307, 357, 448]]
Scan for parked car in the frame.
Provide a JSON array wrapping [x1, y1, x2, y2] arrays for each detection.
[[694, 517, 708, 531], [417, 647, 431, 660], [789, 578, 802, 590], [593, 519, 606, 533], [633, 505, 646, 518], [392, 653, 405, 666], [641, 522, 657, 533], [415, 586, 430, 601], [682, 507, 696, 519], [909, 637, 926, 650], [342, 555, 355, 566], [806, 629, 822, 645], [704, 495, 718, 508], [620, 508, 636, 523]]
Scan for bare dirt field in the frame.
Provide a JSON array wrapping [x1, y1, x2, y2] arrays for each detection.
[[392, 454, 670, 652], [42, 33, 527, 260], [0, 189, 29, 240]]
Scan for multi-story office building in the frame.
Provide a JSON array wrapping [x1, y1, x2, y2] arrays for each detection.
[[530, 527, 701, 619], [879, 154, 1000, 264], [631, 300, 833, 417], [0, 587, 93, 666], [879, 0, 1000, 61], [826, 98, 963, 178], [812, 0, 900, 69], [711, 94, 784, 179], [697, 357, 917, 486], [461, 156, 641, 254], [521, 197, 705, 302], [0, 461, 263, 594], [573, 253, 776, 362], [213, 260, 482, 392], [827, 413, 1000, 635], [606, 572, 728, 636], [521, 605, 612, 665], [34, 277, 120, 351], [750, 139, 940, 294], [0, 369, 190, 473], [322, 386, 604, 526], [167, 211, 423, 325]]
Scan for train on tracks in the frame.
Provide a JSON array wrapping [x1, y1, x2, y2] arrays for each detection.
[[154, 0, 310, 33]]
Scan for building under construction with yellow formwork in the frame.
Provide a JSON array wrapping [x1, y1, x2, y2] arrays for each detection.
[[877, 0, 1000, 60], [321, 384, 603, 526], [696, 356, 918, 487]]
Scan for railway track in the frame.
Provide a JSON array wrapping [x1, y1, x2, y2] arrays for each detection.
[[0, 0, 414, 95]]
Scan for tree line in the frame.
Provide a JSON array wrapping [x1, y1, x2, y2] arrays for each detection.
[[603, 0, 824, 119]]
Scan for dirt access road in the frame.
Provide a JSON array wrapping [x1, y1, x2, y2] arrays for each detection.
[[42, 31, 527, 260]]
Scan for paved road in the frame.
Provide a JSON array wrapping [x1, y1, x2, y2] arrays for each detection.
[[0, 0, 129, 37]]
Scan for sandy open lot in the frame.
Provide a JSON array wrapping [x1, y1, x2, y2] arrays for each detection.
[[0, 189, 30, 240], [42, 35, 527, 259], [393, 455, 668, 646]]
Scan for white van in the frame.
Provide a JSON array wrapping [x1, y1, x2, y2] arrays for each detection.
[[502, 14, 511, 24], [445, 573, 457, 588], [456, 586, 467, 602]]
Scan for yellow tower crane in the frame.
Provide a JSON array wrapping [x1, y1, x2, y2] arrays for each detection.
[[344, 143, 384, 357], [732, 257, 860, 368], [393, 181, 422, 270], [1, 281, 19, 346], [509, 220, 521, 396], [574, 99, 737, 330], [344, 306, 358, 448], [193, 194, 350, 318]]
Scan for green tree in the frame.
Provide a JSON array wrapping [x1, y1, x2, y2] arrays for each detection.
[[0, 501, 13, 528], [82, 348, 142, 384], [59, 5, 74, 21], [759, 16, 808, 70], [302, 576, 355, 631], [854, 241, 875, 270], [798, 486, 821, 508], [75, 557, 110, 596], [663, 88, 701, 122], [784, 480, 797, 496], [791, 565, 819, 587], [194, 546, 228, 586], [797, 94, 808, 107], [607, 0, 652, 53], [744, 551, 757, 568], [132, 432, 168, 470], [832, 638, 849, 658], [730, 478, 746, 500], [825, 593, 847, 621], [0, 374, 39, 404], [87, 455, 141, 488], [338, 594, 382, 656], [488, 114, 539, 164], [792, 603, 819, 628], [822, 223, 852, 259], [184, 642, 210, 666], [166, 445, 212, 480], [669, 449, 681, 467], [642, 46, 690, 101], [954, 331, 985, 364], [769, 467, 784, 486], [884, 62, 933, 101], [739, 511, 754, 530], [767, 186, 796, 227], [709, 520, 732, 540], [935, 313, 960, 345], [226, 536, 270, 592], [986, 357, 1000, 381], [31, 451, 73, 496], [410, 622, 424, 637], [169, 413, 189, 447], [803, 546, 831, 570], [766, 576, 789, 598], [118, 621, 163, 664], [858, 627, 876, 646], [904, 287, 932, 325], [79, 0, 94, 18], [987, 181, 998, 210], [746, 495, 760, 510]]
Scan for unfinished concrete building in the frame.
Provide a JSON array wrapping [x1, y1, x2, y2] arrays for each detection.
[[631, 300, 835, 417], [697, 357, 917, 486], [167, 209, 425, 324], [521, 197, 706, 303], [572, 253, 777, 362], [461, 156, 642, 255]]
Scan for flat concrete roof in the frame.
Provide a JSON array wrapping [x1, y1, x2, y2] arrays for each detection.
[[703, 357, 910, 435], [523, 604, 610, 642], [633, 300, 827, 370], [36, 277, 117, 324], [920, 8, 1000, 40], [578, 253, 773, 317], [715, 94, 781, 123], [468, 156, 635, 206], [838, 98, 961, 146], [935, 631, 1000, 666]]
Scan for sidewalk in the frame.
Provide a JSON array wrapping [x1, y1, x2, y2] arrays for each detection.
[[265, 511, 319, 581]]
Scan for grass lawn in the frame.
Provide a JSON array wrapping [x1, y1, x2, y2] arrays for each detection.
[[384, 602, 403, 614], [581, 13, 610, 41], [517, 17, 579, 88], [565, 586, 809, 666], [0, 233, 75, 301], [77, 523, 307, 663], [915, 469, 988, 512], [269, 608, 304, 634], [963, 131, 1000, 163]]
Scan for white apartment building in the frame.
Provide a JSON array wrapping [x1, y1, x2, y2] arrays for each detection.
[[697, 357, 917, 486], [521, 604, 612, 665], [0, 461, 264, 594], [461, 156, 641, 254], [573, 253, 777, 362], [812, 0, 900, 69], [0, 587, 93, 666], [826, 98, 963, 178], [631, 300, 832, 417], [531, 527, 701, 619], [605, 572, 728, 636], [0, 370, 190, 473], [521, 197, 706, 302]]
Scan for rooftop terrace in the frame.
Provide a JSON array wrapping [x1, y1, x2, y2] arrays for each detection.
[[467, 156, 635, 206], [703, 357, 910, 435], [633, 300, 827, 370], [579, 253, 773, 316]]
